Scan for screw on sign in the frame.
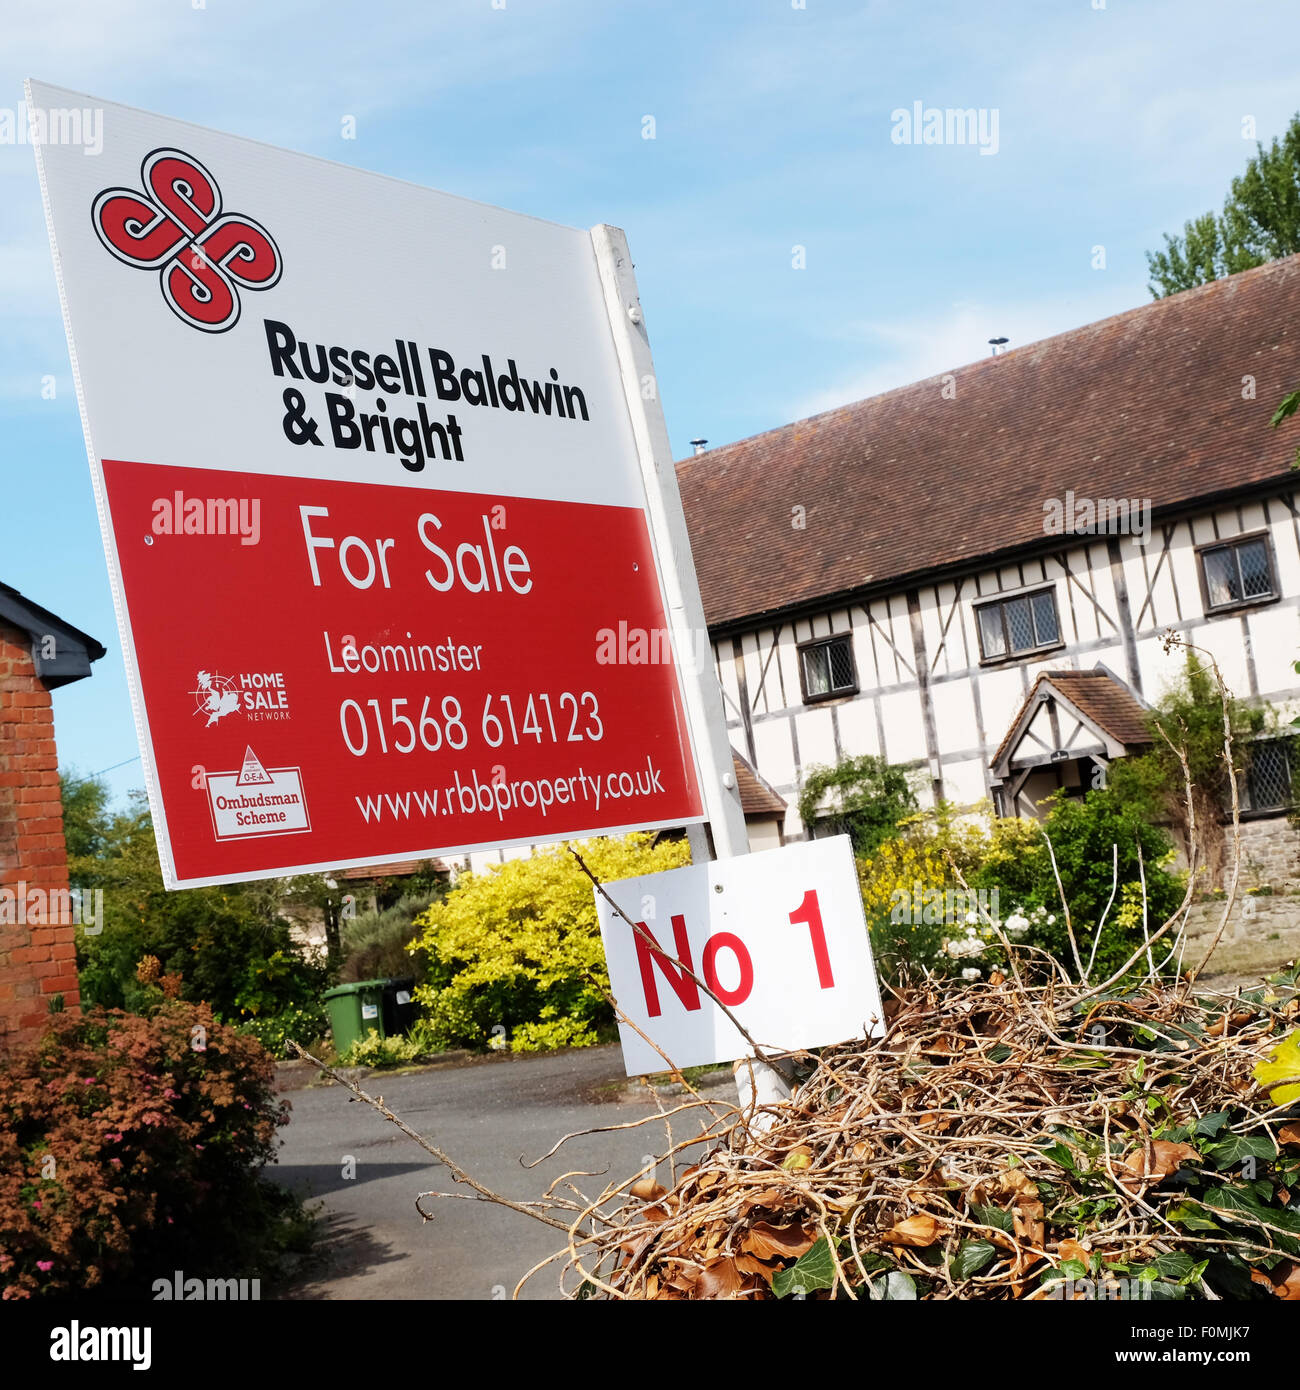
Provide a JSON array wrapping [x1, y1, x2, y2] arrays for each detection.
[[595, 836, 884, 1075]]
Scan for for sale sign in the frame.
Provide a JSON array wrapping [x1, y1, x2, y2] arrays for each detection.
[[31, 80, 705, 887], [595, 836, 884, 1074]]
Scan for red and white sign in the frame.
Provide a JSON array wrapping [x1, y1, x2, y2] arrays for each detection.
[[31, 80, 704, 887], [595, 836, 884, 1074]]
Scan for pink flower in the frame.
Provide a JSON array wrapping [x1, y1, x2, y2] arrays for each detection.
[[109, 1158, 121, 1167], [31, 1201, 41, 1209], [36, 1261, 53, 1272]]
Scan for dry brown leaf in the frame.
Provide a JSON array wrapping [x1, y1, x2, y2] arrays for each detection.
[[630, 1178, 666, 1201], [744, 1220, 817, 1261], [1279, 1122, 1300, 1148], [1275, 1264, 1300, 1301], [1013, 1199, 1046, 1250], [782, 1145, 813, 1172], [1057, 1238, 1091, 1265], [884, 1214, 945, 1247], [1115, 1140, 1199, 1190], [695, 1256, 745, 1299]]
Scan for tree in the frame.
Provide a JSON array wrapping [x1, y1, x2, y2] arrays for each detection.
[[797, 754, 918, 857], [1106, 654, 1268, 889], [62, 774, 328, 1020], [1146, 114, 1300, 297]]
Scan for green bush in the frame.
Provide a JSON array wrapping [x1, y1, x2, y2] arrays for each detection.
[[0, 1001, 306, 1298], [338, 892, 437, 984], [339, 1018, 442, 1068], [65, 779, 330, 1024], [236, 1003, 329, 1059], [798, 754, 919, 857], [1027, 787, 1185, 978], [857, 795, 1185, 984]]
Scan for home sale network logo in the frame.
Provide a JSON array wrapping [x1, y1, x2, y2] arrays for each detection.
[[92, 146, 281, 331]]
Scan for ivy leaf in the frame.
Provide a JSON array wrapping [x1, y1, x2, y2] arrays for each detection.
[[987, 1043, 1012, 1063], [950, 1240, 996, 1280], [1167, 1201, 1222, 1232], [1041, 1141, 1080, 1173], [866, 1270, 917, 1300], [1202, 1133, 1278, 1171], [1194, 1111, 1232, 1139], [771, 1236, 837, 1298], [1205, 1185, 1300, 1229], [971, 1202, 1014, 1234], [1150, 1251, 1197, 1281]]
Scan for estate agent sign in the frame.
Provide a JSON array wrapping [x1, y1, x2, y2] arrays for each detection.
[[32, 80, 705, 888]]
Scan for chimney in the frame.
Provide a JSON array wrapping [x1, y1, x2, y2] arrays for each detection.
[[689, 438, 708, 456], [988, 337, 1009, 357]]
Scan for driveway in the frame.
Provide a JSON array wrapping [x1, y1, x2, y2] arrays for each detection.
[[272, 1046, 729, 1300]]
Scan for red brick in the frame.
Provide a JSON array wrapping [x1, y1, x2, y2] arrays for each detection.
[[41, 974, 78, 995]]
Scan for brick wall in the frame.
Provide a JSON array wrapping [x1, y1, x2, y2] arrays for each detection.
[[0, 620, 78, 1049]]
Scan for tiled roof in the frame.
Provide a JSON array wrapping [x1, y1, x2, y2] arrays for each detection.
[[336, 860, 447, 881], [677, 255, 1300, 630], [992, 668, 1152, 770], [733, 751, 787, 817]]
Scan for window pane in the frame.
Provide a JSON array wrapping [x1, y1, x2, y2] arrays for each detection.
[[1004, 597, 1034, 652], [978, 604, 1006, 658], [1238, 539, 1272, 598], [827, 639, 855, 691], [802, 645, 830, 696], [1203, 547, 1239, 607], [1030, 590, 1060, 646], [1247, 740, 1293, 811]]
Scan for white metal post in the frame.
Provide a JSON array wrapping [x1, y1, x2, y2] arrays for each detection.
[[590, 224, 791, 1115]]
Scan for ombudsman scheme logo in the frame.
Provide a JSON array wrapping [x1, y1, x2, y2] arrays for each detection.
[[92, 146, 281, 332], [191, 668, 290, 726]]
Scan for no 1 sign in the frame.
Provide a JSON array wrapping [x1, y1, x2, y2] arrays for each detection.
[[594, 836, 884, 1075]]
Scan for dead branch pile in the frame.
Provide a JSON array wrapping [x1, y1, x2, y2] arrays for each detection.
[[531, 969, 1300, 1300]]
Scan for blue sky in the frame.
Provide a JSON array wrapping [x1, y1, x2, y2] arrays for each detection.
[[4, 0, 1300, 809]]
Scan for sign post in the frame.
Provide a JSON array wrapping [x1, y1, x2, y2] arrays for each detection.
[[589, 226, 794, 1110]]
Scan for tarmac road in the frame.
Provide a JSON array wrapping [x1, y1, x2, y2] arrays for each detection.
[[272, 1046, 726, 1301]]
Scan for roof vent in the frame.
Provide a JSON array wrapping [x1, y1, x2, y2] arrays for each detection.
[[689, 438, 708, 456], [988, 336, 1009, 356]]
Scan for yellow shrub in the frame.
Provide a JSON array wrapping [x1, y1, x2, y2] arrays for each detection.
[[409, 833, 691, 1052]]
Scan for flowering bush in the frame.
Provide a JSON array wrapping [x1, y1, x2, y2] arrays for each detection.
[[0, 1002, 293, 1298], [858, 808, 1040, 981], [236, 1002, 329, 1059], [410, 834, 692, 1052]]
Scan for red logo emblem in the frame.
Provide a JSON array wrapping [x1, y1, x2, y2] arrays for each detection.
[[92, 147, 281, 333]]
